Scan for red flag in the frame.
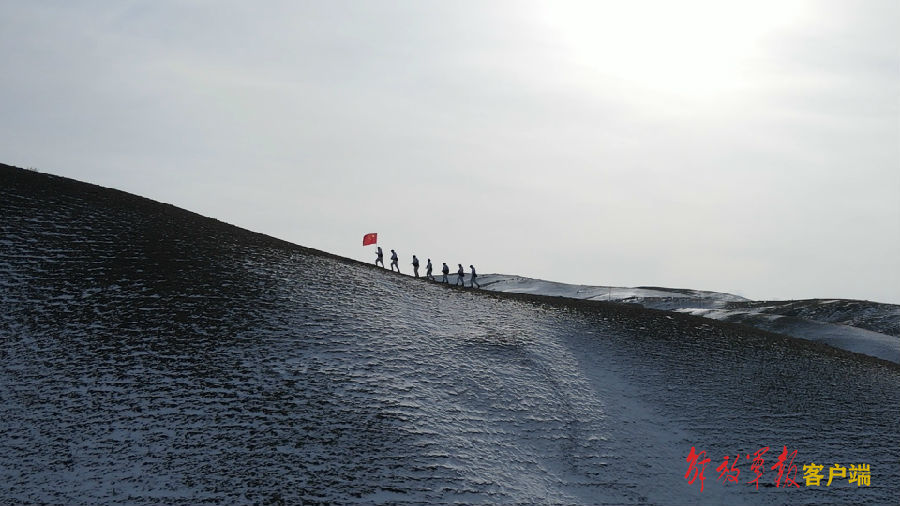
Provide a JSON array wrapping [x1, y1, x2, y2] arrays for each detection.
[[362, 232, 377, 246]]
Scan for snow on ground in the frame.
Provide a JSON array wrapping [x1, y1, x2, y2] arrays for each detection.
[[479, 274, 900, 365], [478, 274, 748, 308], [2, 164, 899, 504], [680, 308, 900, 365]]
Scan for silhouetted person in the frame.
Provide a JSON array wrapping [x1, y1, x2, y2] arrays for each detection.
[[390, 249, 399, 272], [375, 246, 384, 267], [412, 255, 420, 278], [426, 259, 434, 280], [456, 264, 465, 286], [470, 265, 480, 288], [442, 262, 449, 283]]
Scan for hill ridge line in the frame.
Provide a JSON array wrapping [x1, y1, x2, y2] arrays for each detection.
[[3, 162, 896, 368]]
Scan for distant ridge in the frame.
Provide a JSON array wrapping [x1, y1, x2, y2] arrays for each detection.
[[478, 273, 900, 364]]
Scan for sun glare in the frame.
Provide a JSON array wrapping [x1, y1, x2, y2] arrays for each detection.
[[539, 1, 812, 100]]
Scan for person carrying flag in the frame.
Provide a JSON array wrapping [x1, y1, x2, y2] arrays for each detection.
[[375, 246, 384, 267]]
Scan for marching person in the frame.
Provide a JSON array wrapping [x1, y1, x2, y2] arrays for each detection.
[[412, 255, 420, 278], [390, 249, 400, 272], [442, 262, 450, 283], [375, 246, 384, 267], [470, 265, 480, 288], [456, 264, 465, 286], [426, 258, 434, 280]]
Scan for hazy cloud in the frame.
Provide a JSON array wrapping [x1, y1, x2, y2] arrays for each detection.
[[2, 0, 897, 303]]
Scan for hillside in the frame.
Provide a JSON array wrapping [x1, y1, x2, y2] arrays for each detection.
[[2, 164, 899, 504], [478, 275, 900, 364]]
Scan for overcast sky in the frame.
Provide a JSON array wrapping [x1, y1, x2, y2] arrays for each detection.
[[2, 1, 898, 304]]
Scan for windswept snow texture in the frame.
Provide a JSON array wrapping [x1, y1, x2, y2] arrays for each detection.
[[477, 275, 749, 308], [2, 165, 900, 505], [480, 275, 900, 365]]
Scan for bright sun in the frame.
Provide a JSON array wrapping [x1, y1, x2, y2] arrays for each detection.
[[538, 1, 812, 100]]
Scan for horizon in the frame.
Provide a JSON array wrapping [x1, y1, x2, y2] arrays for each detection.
[[8, 162, 897, 307], [1, 1, 897, 304]]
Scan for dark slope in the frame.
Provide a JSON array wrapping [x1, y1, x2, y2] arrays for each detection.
[[724, 298, 900, 338], [2, 164, 899, 504]]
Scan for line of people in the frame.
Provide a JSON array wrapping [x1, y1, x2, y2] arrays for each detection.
[[374, 246, 479, 288]]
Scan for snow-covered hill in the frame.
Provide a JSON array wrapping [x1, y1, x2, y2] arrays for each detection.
[[478, 274, 749, 308], [479, 274, 900, 365], [2, 164, 899, 504]]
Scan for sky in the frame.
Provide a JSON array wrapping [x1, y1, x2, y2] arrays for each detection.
[[2, 1, 898, 304]]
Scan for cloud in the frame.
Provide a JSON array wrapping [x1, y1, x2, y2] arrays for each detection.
[[1, 0, 897, 303]]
